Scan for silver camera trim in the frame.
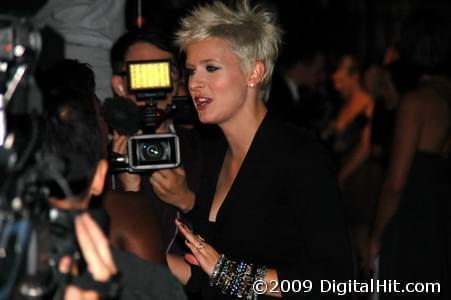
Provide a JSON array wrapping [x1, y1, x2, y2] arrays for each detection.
[[127, 133, 180, 171]]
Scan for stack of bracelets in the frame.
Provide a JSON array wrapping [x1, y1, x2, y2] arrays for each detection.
[[209, 254, 267, 299]]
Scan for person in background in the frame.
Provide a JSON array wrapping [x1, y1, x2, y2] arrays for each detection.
[[369, 13, 451, 299], [365, 59, 420, 175], [32, 0, 127, 101], [107, 29, 203, 256], [40, 87, 186, 300], [267, 41, 331, 134], [321, 53, 375, 280], [40, 58, 166, 263]]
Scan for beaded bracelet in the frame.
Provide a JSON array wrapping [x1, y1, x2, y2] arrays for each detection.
[[210, 254, 225, 286], [229, 261, 246, 295], [238, 263, 254, 298], [208, 254, 268, 299]]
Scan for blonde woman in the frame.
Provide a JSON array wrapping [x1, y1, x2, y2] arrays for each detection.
[[163, 1, 353, 299]]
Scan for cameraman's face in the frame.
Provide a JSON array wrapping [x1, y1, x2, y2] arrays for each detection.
[[120, 42, 184, 110]]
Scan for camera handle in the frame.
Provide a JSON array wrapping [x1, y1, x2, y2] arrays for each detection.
[[142, 98, 165, 134]]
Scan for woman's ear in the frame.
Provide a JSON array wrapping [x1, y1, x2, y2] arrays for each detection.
[[90, 160, 108, 196], [247, 60, 266, 87], [112, 75, 127, 97]]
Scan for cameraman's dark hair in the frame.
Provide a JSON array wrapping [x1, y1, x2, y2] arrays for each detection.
[[110, 27, 178, 75], [39, 59, 96, 99], [42, 89, 105, 198], [40, 59, 105, 198]]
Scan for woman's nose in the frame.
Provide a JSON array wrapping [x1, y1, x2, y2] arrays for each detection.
[[188, 73, 204, 91]]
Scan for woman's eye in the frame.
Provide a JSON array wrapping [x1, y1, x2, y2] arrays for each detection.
[[206, 65, 219, 72]]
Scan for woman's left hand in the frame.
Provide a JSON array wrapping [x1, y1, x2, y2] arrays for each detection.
[[175, 218, 220, 277]]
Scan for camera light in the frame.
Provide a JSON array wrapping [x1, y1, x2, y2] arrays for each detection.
[[128, 60, 172, 90]]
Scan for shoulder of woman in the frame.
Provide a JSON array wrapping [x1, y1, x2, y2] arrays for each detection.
[[363, 93, 375, 116], [349, 91, 374, 117], [400, 87, 434, 109]]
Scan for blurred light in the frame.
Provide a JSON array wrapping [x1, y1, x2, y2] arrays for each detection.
[[128, 61, 171, 91]]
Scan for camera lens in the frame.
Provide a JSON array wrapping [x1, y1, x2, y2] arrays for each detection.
[[130, 135, 178, 169], [141, 143, 164, 161]]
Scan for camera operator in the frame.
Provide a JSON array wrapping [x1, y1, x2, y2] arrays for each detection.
[[41, 88, 187, 300], [106, 29, 202, 253], [40, 58, 166, 263]]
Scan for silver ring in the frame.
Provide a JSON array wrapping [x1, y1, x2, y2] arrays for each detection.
[[196, 234, 205, 243]]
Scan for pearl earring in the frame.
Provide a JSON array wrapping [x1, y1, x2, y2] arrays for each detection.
[[249, 82, 255, 87]]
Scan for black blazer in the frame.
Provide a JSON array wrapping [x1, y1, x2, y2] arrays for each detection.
[[185, 113, 353, 299]]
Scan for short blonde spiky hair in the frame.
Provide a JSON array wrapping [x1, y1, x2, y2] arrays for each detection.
[[176, 0, 283, 101]]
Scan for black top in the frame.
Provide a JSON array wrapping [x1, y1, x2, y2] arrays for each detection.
[[114, 248, 188, 300], [185, 113, 353, 299], [371, 103, 397, 168], [380, 150, 451, 299]]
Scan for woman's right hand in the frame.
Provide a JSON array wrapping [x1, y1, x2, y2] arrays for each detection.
[[175, 218, 220, 277], [112, 130, 141, 191]]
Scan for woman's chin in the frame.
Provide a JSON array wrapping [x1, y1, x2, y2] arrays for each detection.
[[197, 112, 216, 124], [199, 118, 216, 125]]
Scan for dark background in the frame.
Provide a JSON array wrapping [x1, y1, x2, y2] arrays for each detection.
[[3, 0, 450, 66], [125, 0, 451, 65]]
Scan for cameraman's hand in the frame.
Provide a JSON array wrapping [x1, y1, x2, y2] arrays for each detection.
[[149, 167, 195, 213], [60, 213, 118, 300], [112, 130, 141, 191]]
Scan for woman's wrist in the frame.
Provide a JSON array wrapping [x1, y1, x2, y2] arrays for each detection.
[[119, 174, 141, 192], [180, 191, 195, 213], [209, 254, 268, 298]]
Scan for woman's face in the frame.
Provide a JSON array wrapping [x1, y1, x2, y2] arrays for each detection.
[[332, 55, 357, 99], [185, 37, 250, 125]]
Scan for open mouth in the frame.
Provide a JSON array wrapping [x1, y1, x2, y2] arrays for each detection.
[[194, 97, 212, 110]]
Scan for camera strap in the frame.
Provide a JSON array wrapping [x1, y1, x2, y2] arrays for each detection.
[[71, 271, 122, 300], [54, 270, 122, 300]]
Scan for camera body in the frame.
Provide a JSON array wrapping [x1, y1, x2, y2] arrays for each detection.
[[127, 133, 180, 171]]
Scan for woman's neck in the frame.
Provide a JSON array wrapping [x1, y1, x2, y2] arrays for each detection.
[[220, 103, 267, 160]]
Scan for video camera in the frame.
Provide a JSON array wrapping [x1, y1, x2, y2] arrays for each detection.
[[0, 15, 43, 214], [105, 59, 198, 173], [0, 16, 92, 300]]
